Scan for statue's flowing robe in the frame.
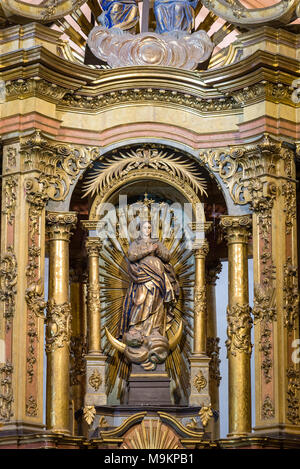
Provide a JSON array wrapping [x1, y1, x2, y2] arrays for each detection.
[[119, 238, 179, 338], [99, 0, 139, 30], [154, 0, 198, 34]]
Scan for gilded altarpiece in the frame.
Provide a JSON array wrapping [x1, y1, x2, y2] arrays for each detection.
[[0, 0, 299, 450]]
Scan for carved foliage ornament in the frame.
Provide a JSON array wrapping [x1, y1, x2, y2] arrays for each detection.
[[0, 362, 13, 422], [199, 404, 213, 428], [61, 88, 239, 113], [6, 78, 68, 103], [226, 304, 253, 357], [46, 212, 77, 241], [46, 300, 72, 353], [286, 366, 300, 425], [83, 405, 96, 426], [3, 176, 17, 225], [193, 370, 207, 393], [206, 337, 221, 386], [89, 369, 103, 392], [200, 135, 282, 206], [283, 258, 299, 332], [262, 395, 275, 420], [0, 247, 17, 330]]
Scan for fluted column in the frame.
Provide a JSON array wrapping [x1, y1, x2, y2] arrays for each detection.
[[46, 211, 77, 434], [193, 240, 209, 355], [220, 215, 252, 438], [86, 238, 102, 354], [85, 236, 107, 406]]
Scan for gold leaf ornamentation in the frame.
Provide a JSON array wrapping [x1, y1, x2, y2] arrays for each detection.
[[83, 148, 207, 199], [0, 362, 13, 422], [83, 405, 96, 426], [0, 247, 17, 330], [121, 420, 181, 449], [262, 395, 275, 420]]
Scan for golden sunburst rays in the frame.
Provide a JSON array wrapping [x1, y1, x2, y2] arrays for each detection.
[[100, 206, 194, 403], [121, 420, 181, 450]]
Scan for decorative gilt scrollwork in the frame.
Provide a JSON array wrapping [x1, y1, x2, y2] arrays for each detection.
[[283, 259, 299, 332], [0, 0, 87, 23], [286, 366, 300, 425], [21, 131, 100, 202], [202, 0, 298, 28], [262, 395, 275, 421], [200, 135, 282, 205], [61, 88, 240, 113], [6, 78, 68, 103], [253, 284, 276, 384], [220, 215, 252, 244], [0, 361, 13, 421], [0, 247, 17, 330], [26, 395, 38, 417], [194, 286, 207, 320], [226, 304, 252, 357], [88, 369, 103, 392], [193, 371, 207, 393], [3, 176, 17, 225], [46, 212, 77, 241], [282, 182, 297, 235], [83, 405, 96, 426], [46, 300, 72, 353]]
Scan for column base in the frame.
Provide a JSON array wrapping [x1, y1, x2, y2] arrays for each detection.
[[85, 354, 107, 406], [189, 354, 211, 406]]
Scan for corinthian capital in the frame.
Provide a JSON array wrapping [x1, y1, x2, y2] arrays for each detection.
[[46, 211, 77, 242], [85, 237, 102, 257], [193, 240, 209, 258], [220, 215, 252, 245]]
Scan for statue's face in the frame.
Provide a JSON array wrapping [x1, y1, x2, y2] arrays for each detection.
[[141, 222, 151, 238]]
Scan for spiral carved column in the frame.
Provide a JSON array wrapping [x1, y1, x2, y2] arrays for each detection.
[[220, 215, 252, 438], [46, 211, 77, 434]]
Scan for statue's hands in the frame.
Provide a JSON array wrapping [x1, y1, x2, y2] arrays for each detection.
[[150, 243, 158, 252]]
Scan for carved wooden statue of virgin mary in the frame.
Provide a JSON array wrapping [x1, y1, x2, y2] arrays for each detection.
[[106, 220, 181, 370]]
